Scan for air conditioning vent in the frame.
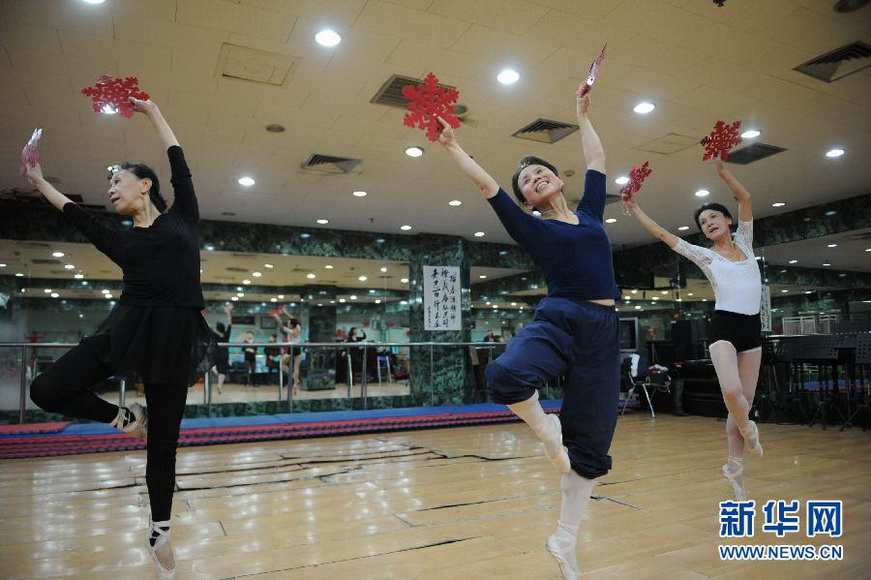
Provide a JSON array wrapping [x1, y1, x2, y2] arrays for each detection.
[[371, 74, 457, 107], [727, 143, 787, 165], [31, 259, 61, 265], [794, 41, 871, 82], [513, 119, 579, 144], [301, 154, 362, 174]]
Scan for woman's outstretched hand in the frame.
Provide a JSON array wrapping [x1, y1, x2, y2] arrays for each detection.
[[436, 116, 457, 148], [130, 98, 158, 115]]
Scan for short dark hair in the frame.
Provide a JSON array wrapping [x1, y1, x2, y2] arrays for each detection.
[[693, 202, 733, 231], [107, 161, 167, 212], [511, 155, 559, 204]]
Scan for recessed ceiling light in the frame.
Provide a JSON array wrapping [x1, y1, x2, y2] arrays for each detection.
[[0, 263, 5, 268], [741, 129, 761, 139], [352, 190, 367, 197], [633, 102, 655, 114], [449, 200, 462, 206], [325, 264, 334, 269], [44, 288, 52, 293], [380, 267, 387, 273], [605, 218, 617, 224], [252, 271, 262, 277], [789, 259, 798, 264], [827, 243, 838, 248], [15, 272, 23, 277], [782, 289, 789, 293], [101, 289, 110, 294], [822, 262, 832, 267], [64, 264, 75, 270], [694, 189, 710, 197], [678, 226, 690, 231], [51, 292, 59, 298], [238, 177, 255, 186], [804, 290, 813, 294], [82, 0, 106, 4], [687, 293, 694, 297], [277, 295, 284, 299], [74, 274, 84, 279], [825, 148, 845, 158], [479, 274, 487, 279], [243, 279, 251, 285], [772, 202, 786, 207], [615, 176, 630, 185], [231, 296, 239, 301], [306, 273, 316, 279], [52, 251, 64, 257], [316, 219, 329, 224], [264, 263, 274, 269], [350, 295, 357, 300], [497, 68, 520, 85], [473, 231, 485, 237], [400, 225, 412, 231], [375, 299, 382, 304], [315, 29, 341, 47], [400, 278, 409, 284], [405, 146, 424, 158], [270, 298, 277, 302], [358, 275, 368, 282], [338, 298, 346, 303]]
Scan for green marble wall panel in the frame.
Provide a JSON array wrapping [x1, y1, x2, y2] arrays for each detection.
[[407, 234, 471, 406]]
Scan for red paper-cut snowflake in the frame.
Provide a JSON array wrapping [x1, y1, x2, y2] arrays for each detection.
[[20, 128, 43, 177], [267, 309, 282, 318], [81, 74, 150, 119], [402, 72, 461, 142], [700, 120, 742, 161], [578, 43, 607, 98], [620, 161, 652, 200]]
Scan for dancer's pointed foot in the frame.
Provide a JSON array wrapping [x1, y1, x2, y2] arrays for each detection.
[[110, 403, 147, 441], [146, 520, 176, 579], [722, 458, 748, 501], [542, 414, 571, 474], [546, 532, 580, 580]]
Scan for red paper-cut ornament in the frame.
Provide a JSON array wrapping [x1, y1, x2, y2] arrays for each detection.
[[700, 120, 742, 161], [20, 128, 43, 177], [578, 43, 607, 98], [402, 72, 461, 142], [81, 74, 150, 119], [620, 161, 652, 201]]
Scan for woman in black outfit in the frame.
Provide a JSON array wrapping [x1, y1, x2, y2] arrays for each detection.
[[24, 98, 214, 579]]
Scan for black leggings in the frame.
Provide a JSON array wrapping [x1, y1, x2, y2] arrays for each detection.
[[30, 342, 187, 522]]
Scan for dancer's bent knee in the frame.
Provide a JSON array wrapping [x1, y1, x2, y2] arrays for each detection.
[[486, 360, 536, 405]]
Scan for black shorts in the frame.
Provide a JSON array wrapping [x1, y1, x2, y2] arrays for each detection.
[[709, 310, 761, 353]]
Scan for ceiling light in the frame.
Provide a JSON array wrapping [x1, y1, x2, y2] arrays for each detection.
[[400, 225, 412, 231], [405, 146, 424, 158], [789, 259, 798, 264], [827, 243, 838, 248], [678, 226, 690, 231], [252, 271, 262, 277], [473, 231, 485, 237], [822, 262, 832, 267], [449, 200, 462, 206], [339, 298, 346, 303], [325, 264, 333, 269], [400, 278, 409, 284], [380, 267, 387, 273], [52, 251, 64, 257], [64, 264, 75, 270], [375, 299, 382, 304], [44, 288, 52, 293], [238, 177, 255, 186], [358, 275, 368, 282], [204, 244, 215, 251], [231, 296, 239, 301], [694, 189, 710, 197], [804, 290, 813, 294], [0, 264, 5, 267], [306, 273, 316, 279], [350, 295, 357, 300], [74, 274, 84, 279], [479, 275, 487, 279], [605, 218, 617, 224], [615, 176, 630, 185], [270, 298, 277, 302], [278, 295, 284, 299], [782, 289, 789, 293], [772, 202, 786, 207], [497, 68, 520, 85], [741, 129, 761, 138], [264, 263, 274, 269], [633, 102, 655, 114], [82, 0, 106, 4], [50, 293, 59, 298], [825, 148, 845, 158], [316, 219, 329, 224], [101, 289, 110, 294], [315, 29, 342, 47], [352, 190, 368, 197], [243, 279, 251, 284]]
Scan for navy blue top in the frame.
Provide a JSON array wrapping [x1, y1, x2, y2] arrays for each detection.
[[62, 146, 205, 309], [487, 169, 620, 301]]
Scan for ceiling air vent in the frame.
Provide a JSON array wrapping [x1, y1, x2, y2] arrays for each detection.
[[794, 41, 871, 82], [726, 143, 787, 165], [301, 154, 362, 174], [513, 119, 579, 144], [31, 259, 61, 265], [216, 43, 297, 86]]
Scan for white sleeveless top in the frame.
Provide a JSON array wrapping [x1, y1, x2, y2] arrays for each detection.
[[673, 219, 762, 315]]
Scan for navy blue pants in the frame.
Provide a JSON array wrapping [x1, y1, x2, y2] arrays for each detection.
[[485, 297, 620, 479]]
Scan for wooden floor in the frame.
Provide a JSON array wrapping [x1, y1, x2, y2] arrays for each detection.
[[1, 414, 869, 579]]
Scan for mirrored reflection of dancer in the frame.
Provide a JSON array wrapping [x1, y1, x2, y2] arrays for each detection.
[[211, 303, 233, 395], [624, 158, 763, 500], [437, 88, 620, 580], [273, 307, 302, 395], [24, 98, 215, 579]]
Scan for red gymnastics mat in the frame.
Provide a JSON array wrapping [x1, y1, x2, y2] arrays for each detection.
[[0, 409, 533, 459]]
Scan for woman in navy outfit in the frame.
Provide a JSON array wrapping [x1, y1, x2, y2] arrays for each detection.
[[437, 87, 620, 580], [25, 98, 214, 579]]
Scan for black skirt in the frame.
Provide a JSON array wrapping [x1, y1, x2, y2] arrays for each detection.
[[82, 304, 218, 387]]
